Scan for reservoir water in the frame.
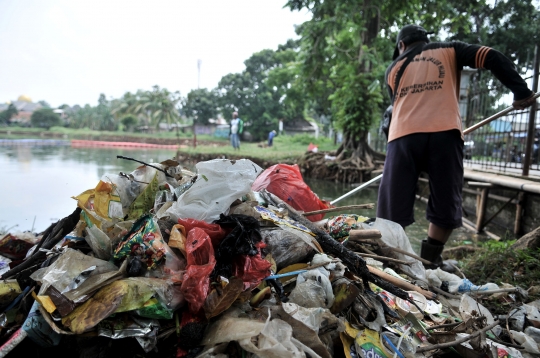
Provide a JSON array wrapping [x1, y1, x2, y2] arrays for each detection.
[[0, 140, 472, 251]]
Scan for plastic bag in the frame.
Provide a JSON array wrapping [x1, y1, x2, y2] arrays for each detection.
[[524, 303, 540, 327], [168, 224, 187, 258], [261, 228, 315, 270], [213, 214, 265, 280], [510, 330, 540, 354], [154, 188, 174, 213], [113, 214, 177, 271], [289, 267, 334, 309], [524, 326, 540, 343], [61, 277, 163, 334], [233, 244, 272, 290], [180, 228, 216, 313], [360, 218, 426, 281], [97, 174, 138, 215], [251, 164, 329, 222], [426, 268, 499, 294], [30, 248, 118, 296], [239, 316, 319, 358], [294, 268, 334, 308], [508, 304, 540, 332], [459, 294, 495, 325], [282, 302, 326, 334], [289, 280, 327, 309], [126, 171, 160, 220], [166, 159, 263, 223], [177, 218, 226, 247], [0, 255, 12, 276], [93, 180, 124, 221], [201, 308, 266, 346], [82, 210, 113, 260]]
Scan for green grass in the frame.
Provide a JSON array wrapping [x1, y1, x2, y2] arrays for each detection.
[[460, 240, 540, 313], [0, 126, 340, 163], [180, 134, 339, 162]]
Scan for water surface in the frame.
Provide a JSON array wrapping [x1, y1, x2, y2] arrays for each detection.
[[0, 140, 472, 251]]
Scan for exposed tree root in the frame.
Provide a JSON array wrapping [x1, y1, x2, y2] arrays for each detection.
[[299, 136, 385, 183]]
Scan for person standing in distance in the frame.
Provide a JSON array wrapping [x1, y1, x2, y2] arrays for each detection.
[[377, 24, 536, 270], [268, 130, 276, 147], [229, 111, 244, 150]]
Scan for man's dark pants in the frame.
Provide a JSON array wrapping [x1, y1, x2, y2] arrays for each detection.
[[377, 130, 464, 229]]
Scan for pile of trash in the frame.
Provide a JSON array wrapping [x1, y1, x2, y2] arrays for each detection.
[[0, 158, 539, 358]]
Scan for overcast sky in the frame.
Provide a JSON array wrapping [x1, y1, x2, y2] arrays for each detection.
[[0, 1, 311, 107]]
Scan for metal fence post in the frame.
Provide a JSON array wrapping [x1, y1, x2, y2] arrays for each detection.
[[522, 43, 540, 176]]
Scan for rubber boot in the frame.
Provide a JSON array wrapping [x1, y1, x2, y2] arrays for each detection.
[[420, 239, 456, 272]]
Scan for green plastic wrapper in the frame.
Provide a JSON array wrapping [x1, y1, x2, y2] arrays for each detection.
[[135, 298, 173, 320], [127, 172, 159, 220]]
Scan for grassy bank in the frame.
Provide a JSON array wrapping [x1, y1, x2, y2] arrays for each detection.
[[459, 240, 540, 313], [0, 126, 340, 163]]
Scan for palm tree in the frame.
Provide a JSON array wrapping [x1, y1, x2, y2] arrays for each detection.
[[112, 86, 181, 130]]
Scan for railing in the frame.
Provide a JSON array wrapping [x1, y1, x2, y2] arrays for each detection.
[[463, 106, 540, 175], [370, 68, 540, 177]]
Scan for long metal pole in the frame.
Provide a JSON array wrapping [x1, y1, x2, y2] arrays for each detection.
[[330, 174, 383, 205], [463, 91, 540, 135], [522, 44, 540, 176]]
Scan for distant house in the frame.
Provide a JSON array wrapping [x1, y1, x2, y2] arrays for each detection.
[[196, 116, 228, 135], [283, 117, 319, 137], [0, 95, 43, 125], [158, 122, 191, 132]]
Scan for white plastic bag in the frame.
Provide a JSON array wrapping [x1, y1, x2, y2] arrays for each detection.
[[282, 302, 326, 334], [360, 218, 426, 281], [291, 268, 334, 308], [524, 326, 540, 344], [238, 314, 321, 358], [510, 330, 540, 354], [85, 223, 113, 260], [426, 268, 499, 293], [459, 294, 495, 325], [166, 159, 263, 222]]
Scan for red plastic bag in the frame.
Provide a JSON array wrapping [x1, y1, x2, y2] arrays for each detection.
[[180, 228, 216, 313], [177, 218, 226, 247], [233, 243, 271, 290], [251, 164, 330, 221]]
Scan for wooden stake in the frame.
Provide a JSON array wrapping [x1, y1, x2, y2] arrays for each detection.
[[367, 266, 436, 300], [355, 252, 412, 265], [349, 229, 382, 240], [302, 204, 374, 217], [416, 321, 499, 353]]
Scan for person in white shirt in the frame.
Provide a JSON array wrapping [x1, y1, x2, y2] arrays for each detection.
[[229, 112, 244, 150]]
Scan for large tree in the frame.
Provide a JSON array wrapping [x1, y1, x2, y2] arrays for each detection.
[[285, 0, 540, 182], [182, 88, 219, 125], [217, 41, 303, 141], [285, 0, 459, 182], [0, 104, 18, 125]]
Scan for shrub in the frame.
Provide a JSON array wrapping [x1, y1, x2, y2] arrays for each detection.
[[31, 108, 61, 129], [121, 115, 138, 131]]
